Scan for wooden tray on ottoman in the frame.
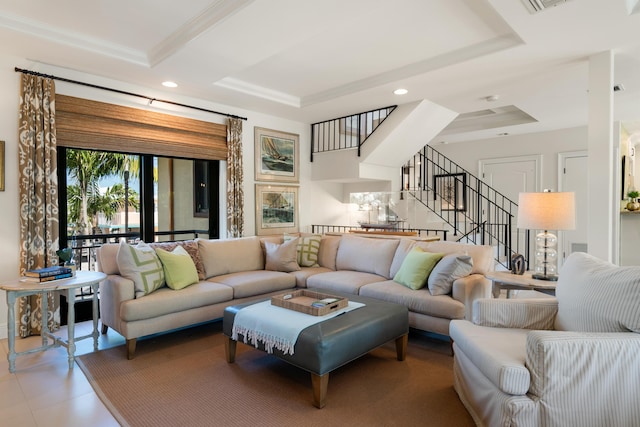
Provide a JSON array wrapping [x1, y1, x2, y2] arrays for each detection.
[[271, 290, 348, 316]]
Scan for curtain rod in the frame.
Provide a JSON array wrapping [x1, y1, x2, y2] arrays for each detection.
[[14, 67, 247, 121]]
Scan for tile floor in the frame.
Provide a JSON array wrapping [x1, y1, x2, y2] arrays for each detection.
[[0, 320, 122, 426]]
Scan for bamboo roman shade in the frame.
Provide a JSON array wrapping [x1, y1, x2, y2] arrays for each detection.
[[56, 95, 227, 160]]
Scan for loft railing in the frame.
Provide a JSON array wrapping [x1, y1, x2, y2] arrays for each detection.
[[401, 145, 526, 269], [310, 106, 396, 161], [311, 224, 448, 240]]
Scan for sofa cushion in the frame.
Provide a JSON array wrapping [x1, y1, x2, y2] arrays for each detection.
[[317, 235, 340, 270], [336, 235, 400, 279], [149, 240, 205, 280], [393, 247, 444, 290], [154, 246, 199, 290], [307, 270, 387, 294], [96, 243, 120, 275], [285, 233, 322, 267], [120, 281, 234, 322], [428, 254, 473, 296], [555, 252, 640, 333], [289, 266, 332, 288], [449, 319, 530, 395], [360, 280, 465, 320], [210, 270, 295, 299], [418, 241, 494, 275], [116, 241, 165, 298], [198, 236, 264, 278]]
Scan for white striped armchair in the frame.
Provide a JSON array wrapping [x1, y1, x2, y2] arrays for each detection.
[[449, 252, 640, 427]]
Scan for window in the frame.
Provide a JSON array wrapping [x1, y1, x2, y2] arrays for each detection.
[[58, 148, 220, 269]]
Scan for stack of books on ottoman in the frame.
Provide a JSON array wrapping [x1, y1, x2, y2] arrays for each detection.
[[23, 266, 73, 283]]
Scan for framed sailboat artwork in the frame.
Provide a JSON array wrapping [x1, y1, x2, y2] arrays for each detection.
[[254, 127, 299, 183]]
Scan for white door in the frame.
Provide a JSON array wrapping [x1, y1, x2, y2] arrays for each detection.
[[479, 155, 541, 269], [558, 151, 588, 265]]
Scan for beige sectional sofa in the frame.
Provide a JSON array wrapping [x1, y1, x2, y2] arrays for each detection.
[[96, 234, 494, 359]]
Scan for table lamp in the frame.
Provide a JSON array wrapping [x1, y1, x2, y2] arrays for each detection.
[[517, 190, 576, 281]]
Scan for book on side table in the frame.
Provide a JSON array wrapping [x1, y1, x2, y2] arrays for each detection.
[[23, 266, 73, 283]]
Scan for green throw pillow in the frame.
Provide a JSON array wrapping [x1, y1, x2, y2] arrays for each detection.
[[393, 247, 444, 290], [155, 246, 199, 290]]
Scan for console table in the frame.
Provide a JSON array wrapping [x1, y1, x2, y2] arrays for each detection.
[[0, 270, 106, 373]]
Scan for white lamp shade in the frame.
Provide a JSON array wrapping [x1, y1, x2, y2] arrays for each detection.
[[517, 192, 576, 230]]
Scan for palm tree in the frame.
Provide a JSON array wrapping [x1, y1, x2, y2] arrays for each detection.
[[66, 149, 138, 235]]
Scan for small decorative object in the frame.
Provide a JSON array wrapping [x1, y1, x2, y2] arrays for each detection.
[[56, 247, 76, 277], [626, 190, 639, 211], [511, 254, 526, 275]]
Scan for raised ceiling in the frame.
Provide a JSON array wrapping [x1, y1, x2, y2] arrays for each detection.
[[1, 0, 640, 141]]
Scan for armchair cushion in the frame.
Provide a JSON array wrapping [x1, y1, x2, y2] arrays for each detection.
[[555, 252, 640, 333], [472, 298, 558, 330], [450, 320, 530, 395], [525, 331, 640, 425]]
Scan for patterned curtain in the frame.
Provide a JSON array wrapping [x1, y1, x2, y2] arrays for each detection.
[[17, 74, 60, 337], [226, 118, 244, 238]]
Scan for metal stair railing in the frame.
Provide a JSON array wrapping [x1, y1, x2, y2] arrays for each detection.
[[402, 145, 525, 270]]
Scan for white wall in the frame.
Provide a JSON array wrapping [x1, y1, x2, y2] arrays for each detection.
[[0, 54, 23, 339], [433, 127, 588, 194]]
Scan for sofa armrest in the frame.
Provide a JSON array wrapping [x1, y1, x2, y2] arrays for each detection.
[[451, 274, 492, 320], [99, 274, 135, 333], [472, 298, 558, 329], [526, 331, 640, 425]]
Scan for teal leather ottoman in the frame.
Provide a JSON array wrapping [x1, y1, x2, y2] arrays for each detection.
[[223, 292, 409, 408]]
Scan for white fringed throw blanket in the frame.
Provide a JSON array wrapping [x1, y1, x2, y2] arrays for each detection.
[[231, 300, 365, 355]]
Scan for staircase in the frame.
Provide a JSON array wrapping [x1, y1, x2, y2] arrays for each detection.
[[401, 145, 525, 269], [310, 106, 526, 269]]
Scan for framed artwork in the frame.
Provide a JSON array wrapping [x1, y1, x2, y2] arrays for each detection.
[[255, 184, 299, 235], [433, 173, 466, 212], [254, 127, 299, 183]]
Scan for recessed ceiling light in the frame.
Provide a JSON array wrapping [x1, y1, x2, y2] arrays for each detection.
[[393, 88, 408, 95], [485, 95, 500, 102], [162, 81, 178, 88]]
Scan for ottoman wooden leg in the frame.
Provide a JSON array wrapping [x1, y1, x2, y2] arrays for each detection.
[[225, 337, 237, 363], [311, 373, 329, 409], [395, 334, 408, 361]]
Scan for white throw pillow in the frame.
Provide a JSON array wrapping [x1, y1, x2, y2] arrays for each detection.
[[427, 254, 473, 295], [265, 238, 301, 272], [116, 241, 165, 298]]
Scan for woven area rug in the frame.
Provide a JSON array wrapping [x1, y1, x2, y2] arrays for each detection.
[[77, 322, 474, 427]]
